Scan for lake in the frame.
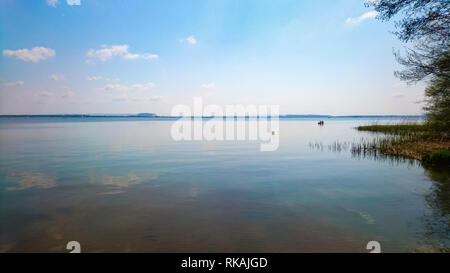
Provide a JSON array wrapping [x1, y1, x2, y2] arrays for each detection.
[[0, 117, 448, 252]]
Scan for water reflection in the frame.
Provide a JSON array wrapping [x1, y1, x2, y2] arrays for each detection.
[[5, 172, 56, 191], [0, 118, 448, 252], [418, 165, 450, 252], [310, 140, 449, 252], [309, 140, 418, 166], [346, 209, 375, 225], [100, 174, 142, 194]]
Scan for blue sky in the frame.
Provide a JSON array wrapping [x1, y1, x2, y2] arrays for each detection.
[[0, 0, 425, 115]]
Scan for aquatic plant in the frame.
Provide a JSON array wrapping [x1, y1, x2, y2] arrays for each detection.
[[423, 150, 450, 166], [356, 123, 450, 163]]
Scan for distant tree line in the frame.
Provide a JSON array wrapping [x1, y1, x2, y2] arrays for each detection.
[[366, 0, 449, 132]]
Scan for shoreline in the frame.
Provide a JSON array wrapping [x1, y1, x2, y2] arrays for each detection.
[[357, 124, 450, 165]]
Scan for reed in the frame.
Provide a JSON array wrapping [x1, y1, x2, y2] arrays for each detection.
[[356, 123, 449, 164]]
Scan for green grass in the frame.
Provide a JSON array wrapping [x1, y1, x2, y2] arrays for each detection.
[[356, 124, 428, 135], [355, 123, 449, 164], [422, 150, 450, 166]]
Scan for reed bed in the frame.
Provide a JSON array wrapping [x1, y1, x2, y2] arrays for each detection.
[[309, 123, 449, 164], [356, 124, 449, 162]]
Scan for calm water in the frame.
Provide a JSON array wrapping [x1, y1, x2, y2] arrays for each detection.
[[0, 117, 448, 253]]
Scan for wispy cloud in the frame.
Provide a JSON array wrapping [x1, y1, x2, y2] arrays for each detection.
[[201, 82, 215, 89], [46, 0, 58, 7], [86, 45, 158, 62], [86, 76, 102, 81], [3, 81, 24, 87], [345, 11, 378, 25], [100, 82, 159, 103], [49, 74, 64, 81], [123, 52, 158, 60], [3, 47, 55, 62], [129, 82, 156, 91], [109, 94, 162, 102], [46, 0, 81, 8], [181, 35, 197, 45], [102, 82, 155, 92], [103, 84, 128, 92], [86, 45, 128, 62], [66, 0, 81, 6]]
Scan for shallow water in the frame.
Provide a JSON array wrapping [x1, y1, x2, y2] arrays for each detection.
[[0, 117, 448, 252]]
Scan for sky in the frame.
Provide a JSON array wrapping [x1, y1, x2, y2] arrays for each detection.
[[0, 0, 426, 115]]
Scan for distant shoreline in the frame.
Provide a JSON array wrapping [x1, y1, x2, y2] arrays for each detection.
[[0, 114, 425, 119]]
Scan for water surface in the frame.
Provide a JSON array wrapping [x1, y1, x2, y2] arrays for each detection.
[[0, 117, 448, 252]]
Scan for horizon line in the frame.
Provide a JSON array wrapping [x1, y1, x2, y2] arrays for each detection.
[[0, 114, 426, 118]]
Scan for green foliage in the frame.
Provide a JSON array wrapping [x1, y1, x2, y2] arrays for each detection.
[[366, 0, 449, 44], [357, 123, 441, 140], [366, 0, 449, 133], [424, 53, 450, 132], [357, 124, 426, 134], [423, 150, 450, 166]]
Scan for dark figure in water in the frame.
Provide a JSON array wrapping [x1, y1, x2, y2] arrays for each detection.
[[318, 121, 324, 126]]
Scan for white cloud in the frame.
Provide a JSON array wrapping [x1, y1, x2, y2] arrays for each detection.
[[46, 0, 58, 7], [103, 82, 155, 92], [201, 82, 215, 89], [181, 35, 197, 45], [66, 0, 81, 6], [104, 84, 129, 92], [123, 53, 158, 60], [86, 45, 158, 62], [49, 74, 64, 81], [86, 76, 102, 81], [345, 11, 379, 25], [186, 36, 197, 45], [123, 53, 140, 60], [3, 81, 24, 87], [130, 82, 155, 91], [3, 47, 55, 62], [87, 45, 128, 62], [101, 82, 156, 102]]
